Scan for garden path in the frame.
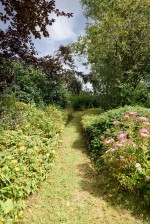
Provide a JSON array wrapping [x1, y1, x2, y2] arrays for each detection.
[[24, 113, 147, 224]]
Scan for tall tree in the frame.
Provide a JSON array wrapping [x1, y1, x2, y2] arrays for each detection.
[[38, 45, 83, 95], [74, 0, 150, 108], [0, 0, 73, 59]]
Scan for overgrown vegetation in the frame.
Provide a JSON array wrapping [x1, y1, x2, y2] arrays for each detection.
[[71, 92, 101, 110], [81, 106, 150, 206], [0, 46, 84, 108], [0, 0, 149, 223], [0, 96, 67, 223]]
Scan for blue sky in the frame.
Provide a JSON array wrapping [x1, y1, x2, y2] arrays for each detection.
[[0, 0, 91, 86], [33, 0, 86, 57], [33, 0, 91, 88]]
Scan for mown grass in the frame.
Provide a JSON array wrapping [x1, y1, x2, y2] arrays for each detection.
[[23, 113, 150, 224]]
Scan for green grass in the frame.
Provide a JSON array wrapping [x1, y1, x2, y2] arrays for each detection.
[[23, 112, 150, 224]]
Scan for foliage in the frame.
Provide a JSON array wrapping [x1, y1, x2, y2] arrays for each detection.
[[81, 108, 104, 116], [74, 0, 150, 109], [118, 82, 150, 107], [0, 101, 66, 223], [12, 62, 47, 106], [71, 91, 101, 110], [0, 0, 73, 59], [81, 106, 150, 205], [0, 45, 83, 108], [37, 46, 83, 96], [0, 60, 74, 108], [0, 93, 29, 130], [0, 59, 14, 92]]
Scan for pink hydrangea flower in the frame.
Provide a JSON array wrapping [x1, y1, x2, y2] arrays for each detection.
[[128, 111, 138, 116], [140, 129, 150, 137], [115, 142, 124, 147], [139, 116, 147, 121], [113, 120, 121, 125], [104, 138, 115, 144], [111, 148, 117, 153], [140, 129, 149, 134], [118, 133, 126, 139], [140, 133, 150, 138]]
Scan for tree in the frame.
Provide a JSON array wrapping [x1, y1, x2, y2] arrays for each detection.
[[0, 45, 83, 108], [38, 46, 83, 95], [0, 0, 73, 59], [74, 0, 150, 108]]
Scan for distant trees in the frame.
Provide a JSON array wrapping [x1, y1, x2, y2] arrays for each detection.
[[0, 45, 83, 107], [74, 0, 150, 108]]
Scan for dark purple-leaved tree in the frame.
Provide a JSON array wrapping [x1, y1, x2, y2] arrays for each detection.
[[0, 0, 73, 59]]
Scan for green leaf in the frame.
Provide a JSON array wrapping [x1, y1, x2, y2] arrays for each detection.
[[1, 199, 14, 214]]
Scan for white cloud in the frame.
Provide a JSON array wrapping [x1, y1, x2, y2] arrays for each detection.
[[33, 0, 86, 56], [48, 0, 82, 42], [48, 16, 76, 41]]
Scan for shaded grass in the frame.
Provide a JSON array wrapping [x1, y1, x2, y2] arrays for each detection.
[[23, 112, 150, 224]]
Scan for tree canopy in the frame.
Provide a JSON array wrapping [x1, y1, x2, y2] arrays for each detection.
[[0, 0, 73, 59], [74, 0, 150, 108]]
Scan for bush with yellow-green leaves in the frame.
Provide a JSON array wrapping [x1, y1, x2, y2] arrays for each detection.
[[0, 101, 67, 224]]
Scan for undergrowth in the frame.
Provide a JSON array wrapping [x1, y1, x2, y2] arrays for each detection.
[[81, 106, 150, 206], [0, 97, 67, 224]]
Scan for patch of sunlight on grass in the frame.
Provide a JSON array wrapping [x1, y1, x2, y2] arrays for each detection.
[[23, 113, 150, 224]]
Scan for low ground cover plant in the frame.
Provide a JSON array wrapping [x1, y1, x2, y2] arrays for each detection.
[[81, 106, 150, 205], [0, 101, 66, 223]]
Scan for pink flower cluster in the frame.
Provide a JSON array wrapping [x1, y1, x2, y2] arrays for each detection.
[[102, 111, 150, 156], [102, 136, 137, 154], [100, 110, 150, 194], [140, 129, 150, 138], [139, 116, 147, 121], [104, 138, 115, 145], [128, 111, 138, 116], [123, 111, 138, 119]]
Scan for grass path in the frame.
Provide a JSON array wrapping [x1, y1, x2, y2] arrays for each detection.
[[23, 113, 149, 224]]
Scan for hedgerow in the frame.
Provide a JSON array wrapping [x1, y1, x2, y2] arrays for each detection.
[[81, 106, 150, 205], [0, 101, 67, 223]]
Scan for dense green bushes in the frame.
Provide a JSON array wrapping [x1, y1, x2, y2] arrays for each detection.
[[81, 106, 150, 205], [0, 60, 72, 108], [0, 100, 67, 223], [71, 92, 101, 110]]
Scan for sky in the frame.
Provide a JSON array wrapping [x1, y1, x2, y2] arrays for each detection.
[[0, 0, 92, 88], [33, 0, 86, 57], [33, 0, 91, 87]]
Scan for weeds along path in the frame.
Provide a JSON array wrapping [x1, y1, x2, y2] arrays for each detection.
[[24, 113, 148, 224]]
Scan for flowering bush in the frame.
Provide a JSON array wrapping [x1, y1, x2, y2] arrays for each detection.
[[81, 106, 150, 205], [101, 111, 150, 205], [0, 102, 67, 223]]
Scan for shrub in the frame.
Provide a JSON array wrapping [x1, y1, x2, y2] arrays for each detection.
[[1, 61, 72, 108], [71, 92, 101, 110], [81, 106, 150, 205], [118, 82, 150, 108], [0, 101, 67, 223], [12, 62, 47, 106]]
